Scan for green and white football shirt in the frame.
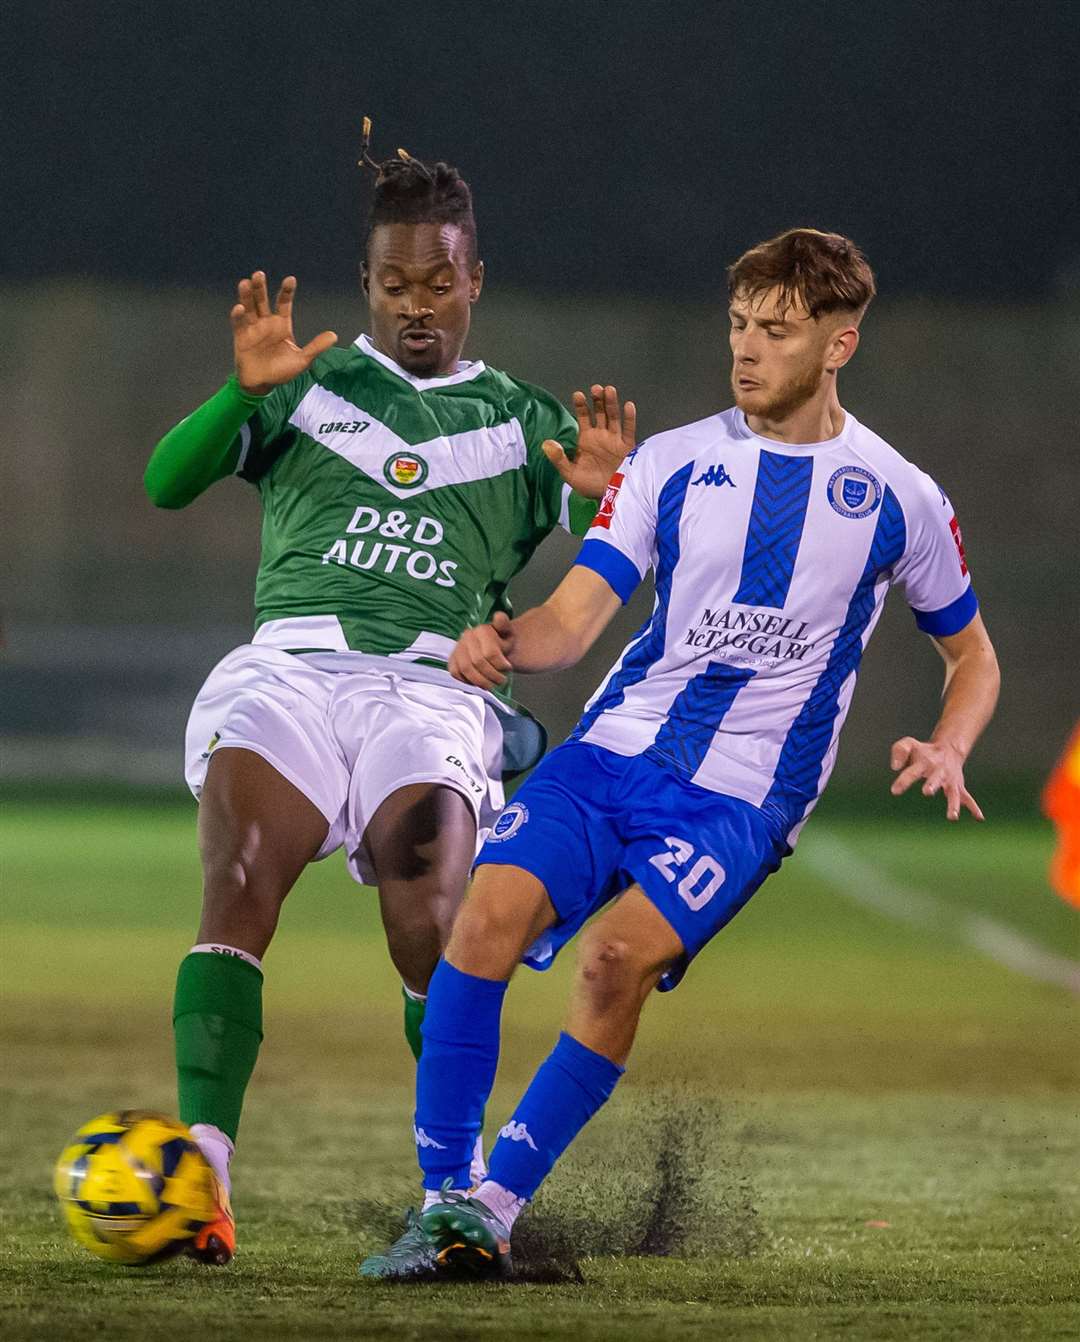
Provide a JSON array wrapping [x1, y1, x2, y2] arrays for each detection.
[[234, 335, 593, 666]]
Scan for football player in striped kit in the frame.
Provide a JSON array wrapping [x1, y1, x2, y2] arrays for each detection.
[[361, 228, 1000, 1280]]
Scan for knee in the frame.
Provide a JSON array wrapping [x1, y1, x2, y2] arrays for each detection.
[[200, 828, 276, 914], [381, 873, 464, 944], [454, 889, 525, 955], [444, 880, 541, 981], [575, 930, 649, 1015]]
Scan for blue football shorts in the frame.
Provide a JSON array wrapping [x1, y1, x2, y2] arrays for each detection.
[[474, 741, 789, 990]]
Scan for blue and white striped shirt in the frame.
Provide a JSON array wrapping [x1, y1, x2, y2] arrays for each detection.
[[572, 407, 978, 844]]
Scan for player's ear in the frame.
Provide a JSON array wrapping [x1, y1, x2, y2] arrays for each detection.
[[828, 322, 860, 371], [360, 261, 371, 298], [469, 259, 484, 304]]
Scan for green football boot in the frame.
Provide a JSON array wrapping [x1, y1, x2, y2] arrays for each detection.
[[359, 1185, 513, 1283], [419, 1188, 513, 1280], [358, 1206, 441, 1281]]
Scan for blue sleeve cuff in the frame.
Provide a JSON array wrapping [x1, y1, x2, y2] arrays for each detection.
[[912, 585, 978, 636], [575, 538, 642, 604]]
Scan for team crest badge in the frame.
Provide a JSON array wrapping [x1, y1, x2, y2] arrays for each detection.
[[487, 802, 529, 843], [827, 466, 882, 519], [383, 452, 429, 489]]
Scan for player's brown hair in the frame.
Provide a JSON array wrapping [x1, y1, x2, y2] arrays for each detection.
[[727, 229, 876, 322]]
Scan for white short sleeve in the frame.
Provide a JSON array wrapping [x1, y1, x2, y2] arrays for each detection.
[[893, 471, 978, 636], [572, 445, 658, 603]]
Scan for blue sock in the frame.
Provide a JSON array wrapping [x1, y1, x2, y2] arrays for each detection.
[[414, 959, 507, 1191], [487, 1032, 624, 1200]]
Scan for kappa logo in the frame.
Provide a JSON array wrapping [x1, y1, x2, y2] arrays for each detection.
[[414, 1126, 447, 1150], [383, 452, 429, 489], [487, 802, 529, 843], [827, 465, 882, 519], [591, 471, 624, 529], [691, 463, 736, 488], [498, 1120, 538, 1150]]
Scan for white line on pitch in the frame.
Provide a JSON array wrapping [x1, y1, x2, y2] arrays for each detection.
[[798, 831, 1080, 994]]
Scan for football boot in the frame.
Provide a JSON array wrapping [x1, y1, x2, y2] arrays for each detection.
[[359, 1206, 441, 1281], [419, 1186, 513, 1280], [360, 1183, 512, 1282], [187, 1173, 235, 1266]]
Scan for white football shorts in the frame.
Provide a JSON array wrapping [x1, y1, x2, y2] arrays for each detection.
[[184, 645, 505, 885]]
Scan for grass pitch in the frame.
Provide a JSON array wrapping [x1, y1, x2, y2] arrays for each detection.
[[1, 798, 1077, 1340]]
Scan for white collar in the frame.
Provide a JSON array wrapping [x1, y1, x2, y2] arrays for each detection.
[[354, 333, 486, 390]]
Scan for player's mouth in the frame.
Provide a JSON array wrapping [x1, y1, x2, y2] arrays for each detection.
[[401, 328, 438, 354], [736, 376, 761, 390]]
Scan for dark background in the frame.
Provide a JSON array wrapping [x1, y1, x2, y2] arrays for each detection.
[[2, 1, 1077, 793], [7, 0, 1079, 298]]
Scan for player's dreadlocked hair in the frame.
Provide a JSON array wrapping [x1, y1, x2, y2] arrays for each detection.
[[358, 117, 478, 263]]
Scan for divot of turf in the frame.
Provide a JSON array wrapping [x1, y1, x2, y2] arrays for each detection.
[[350, 1090, 758, 1283], [512, 1088, 760, 1274]]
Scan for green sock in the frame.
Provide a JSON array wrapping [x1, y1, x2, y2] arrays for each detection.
[[403, 986, 425, 1062], [173, 952, 263, 1143]]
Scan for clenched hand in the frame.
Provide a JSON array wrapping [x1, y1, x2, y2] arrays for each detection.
[[450, 612, 515, 690]]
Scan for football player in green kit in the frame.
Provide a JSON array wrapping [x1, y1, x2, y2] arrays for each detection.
[[143, 137, 636, 1263]]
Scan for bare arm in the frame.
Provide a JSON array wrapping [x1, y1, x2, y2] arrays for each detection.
[[889, 611, 1000, 820], [449, 567, 623, 689]]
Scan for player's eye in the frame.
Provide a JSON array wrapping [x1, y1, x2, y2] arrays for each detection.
[[766, 330, 786, 340], [384, 285, 405, 295], [431, 285, 451, 296]]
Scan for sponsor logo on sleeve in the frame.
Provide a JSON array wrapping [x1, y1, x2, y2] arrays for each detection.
[[592, 472, 624, 529], [827, 466, 882, 519], [949, 515, 968, 575]]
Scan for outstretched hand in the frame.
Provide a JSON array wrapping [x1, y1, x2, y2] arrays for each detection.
[[541, 384, 637, 500], [449, 611, 515, 690], [230, 271, 337, 397], [889, 736, 984, 821]]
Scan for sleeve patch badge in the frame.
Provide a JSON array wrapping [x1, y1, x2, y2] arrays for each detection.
[[949, 515, 968, 575], [592, 472, 624, 530]]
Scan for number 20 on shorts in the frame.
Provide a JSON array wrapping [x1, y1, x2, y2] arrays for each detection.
[[648, 837, 727, 910]]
